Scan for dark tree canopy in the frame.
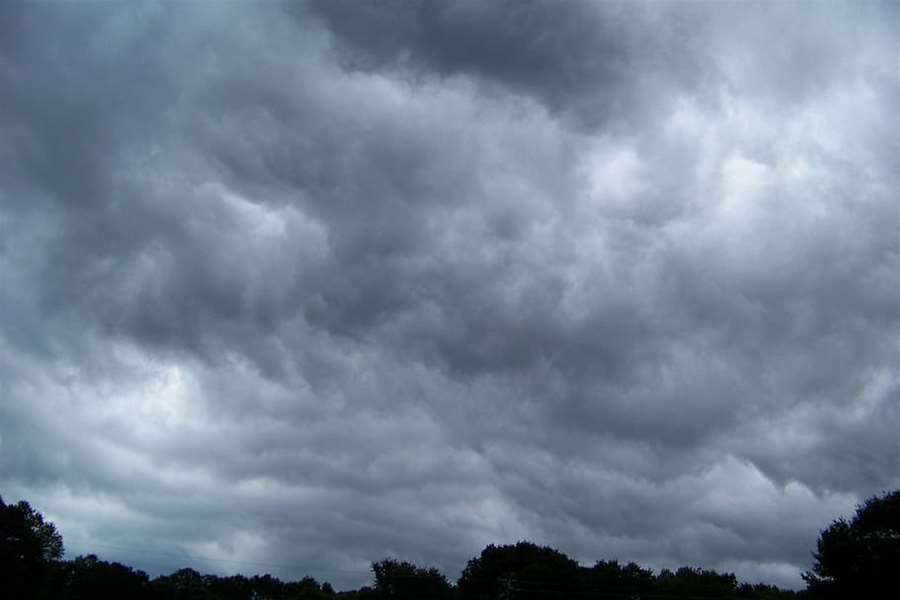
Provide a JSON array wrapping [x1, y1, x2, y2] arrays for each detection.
[[371, 558, 454, 600], [804, 489, 900, 598], [657, 566, 739, 597], [63, 554, 154, 600], [10, 492, 883, 599], [457, 541, 580, 600], [585, 559, 656, 596], [0, 496, 64, 562], [1, 496, 65, 599]]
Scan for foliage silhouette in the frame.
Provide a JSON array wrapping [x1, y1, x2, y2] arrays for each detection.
[[656, 566, 739, 598], [458, 541, 581, 599], [13, 491, 900, 599], [0, 495, 65, 599], [63, 554, 154, 600], [584, 559, 656, 597], [371, 558, 454, 599], [803, 489, 900, 598]]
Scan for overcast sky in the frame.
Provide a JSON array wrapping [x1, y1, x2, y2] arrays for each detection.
[[1, 0, 898, 591]]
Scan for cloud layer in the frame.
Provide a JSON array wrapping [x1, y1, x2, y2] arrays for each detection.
[[1, 0, 898, 590]]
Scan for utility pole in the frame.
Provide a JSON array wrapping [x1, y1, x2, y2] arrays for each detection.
[[499, 575, 514, 600]]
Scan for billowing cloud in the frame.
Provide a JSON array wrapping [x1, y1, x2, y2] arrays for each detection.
[[1, 0, 898, 590]]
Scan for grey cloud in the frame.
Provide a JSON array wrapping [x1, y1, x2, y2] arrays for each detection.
[[1, 0, 899, 592], [307, 0, 714, 131]]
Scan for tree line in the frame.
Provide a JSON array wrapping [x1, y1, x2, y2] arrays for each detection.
[[2, 490, 897, 599]]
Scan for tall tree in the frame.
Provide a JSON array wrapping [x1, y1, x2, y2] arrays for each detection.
[[458, 542, 579, 600], [804, 489, 900, 598], [371, 559, 454, 600], [0, 496, 65, 598]]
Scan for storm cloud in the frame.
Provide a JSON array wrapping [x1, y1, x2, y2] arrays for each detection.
[[1, 0, 898, 590]]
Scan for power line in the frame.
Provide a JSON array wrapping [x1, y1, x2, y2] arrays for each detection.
[[65, 540, 373, 576]]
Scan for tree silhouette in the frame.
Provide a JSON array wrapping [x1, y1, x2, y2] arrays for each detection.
[[371, 558, 455, 600], [150, 567, 212, 600], [585, 559, 655, 597], [804, 489, 900, 598], [0, 493, 811, 599], [457, 542, 579, 600], [0, 496, 65, 599], [63, 554, 154, 600], [656, 566, 739, 598]]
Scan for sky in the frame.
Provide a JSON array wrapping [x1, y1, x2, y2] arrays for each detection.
[[1, 0, 898, 591]]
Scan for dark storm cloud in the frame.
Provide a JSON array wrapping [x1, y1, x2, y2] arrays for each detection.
[[1, 0, 898, 591], [306, 0, 713, 131]]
